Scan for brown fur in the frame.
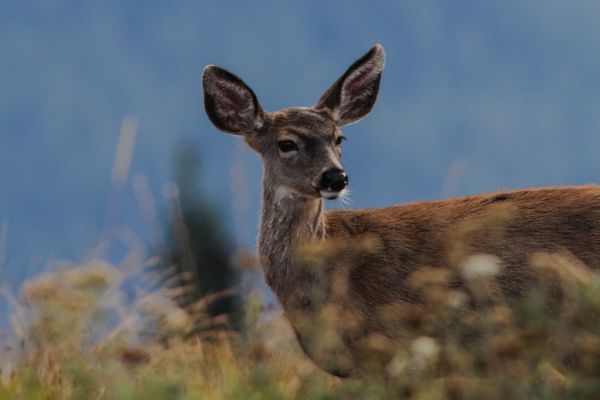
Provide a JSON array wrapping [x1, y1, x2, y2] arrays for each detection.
[[326, 185, 600, 307], [201, 45, 600, 377]]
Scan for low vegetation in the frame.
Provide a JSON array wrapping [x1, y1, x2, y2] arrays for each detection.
[[0, 249, 599, 399]]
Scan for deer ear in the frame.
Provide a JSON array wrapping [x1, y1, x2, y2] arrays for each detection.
[[315, 44, 385, 126], [202, 65, 265, 135]]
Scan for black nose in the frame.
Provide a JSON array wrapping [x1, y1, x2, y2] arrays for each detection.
[[320, 168, 348, 192]]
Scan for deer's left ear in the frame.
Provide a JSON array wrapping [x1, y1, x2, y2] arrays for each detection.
[[315, 44, 385, 126]]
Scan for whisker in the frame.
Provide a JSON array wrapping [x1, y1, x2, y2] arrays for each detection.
[[337, 189, 352, 207]]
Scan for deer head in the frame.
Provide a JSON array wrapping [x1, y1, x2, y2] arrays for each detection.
[[202, 45, 385, 200]]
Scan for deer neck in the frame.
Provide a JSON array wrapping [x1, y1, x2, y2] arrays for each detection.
[[258, 175, 326, 295]]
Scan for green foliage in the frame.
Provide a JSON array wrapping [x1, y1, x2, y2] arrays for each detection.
[[0, 249, 599, 399]]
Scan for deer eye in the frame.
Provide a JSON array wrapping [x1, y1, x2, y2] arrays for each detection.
[[335, 136, 346, 146], [277, 140, 299, 153]]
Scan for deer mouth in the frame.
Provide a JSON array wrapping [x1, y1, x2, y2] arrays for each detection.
[[318, 188, 344, 200]]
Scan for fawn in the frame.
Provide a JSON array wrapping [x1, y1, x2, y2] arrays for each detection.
[[201, 44, 600, 376]]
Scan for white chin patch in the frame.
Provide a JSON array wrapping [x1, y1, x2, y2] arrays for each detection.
[[319, 189, 342, 200], [274, 186, 298, 202]]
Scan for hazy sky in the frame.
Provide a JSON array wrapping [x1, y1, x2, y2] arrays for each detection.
[[2, 1, 600, 282]]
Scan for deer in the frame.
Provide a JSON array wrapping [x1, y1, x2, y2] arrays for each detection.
[[201, 44, 600, 377]]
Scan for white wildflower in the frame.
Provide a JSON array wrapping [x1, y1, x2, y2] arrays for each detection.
[[461, 254, 502, 280]]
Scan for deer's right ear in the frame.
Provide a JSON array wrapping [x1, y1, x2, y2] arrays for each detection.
[[202, 65, 264, 135]]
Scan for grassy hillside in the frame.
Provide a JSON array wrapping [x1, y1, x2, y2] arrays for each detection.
[[0, 251, 599, 399]]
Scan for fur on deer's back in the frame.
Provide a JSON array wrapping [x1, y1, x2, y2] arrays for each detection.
[[285, 186, 599, 376], [325, 185, 600, 294]]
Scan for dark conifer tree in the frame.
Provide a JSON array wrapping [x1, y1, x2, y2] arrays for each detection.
[[161, 143, 242, 333]]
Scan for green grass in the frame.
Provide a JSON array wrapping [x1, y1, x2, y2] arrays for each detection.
[[1, 252, 599, 399]]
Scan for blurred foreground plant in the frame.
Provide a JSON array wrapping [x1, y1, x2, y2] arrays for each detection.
[[0, 250, 599, 399]]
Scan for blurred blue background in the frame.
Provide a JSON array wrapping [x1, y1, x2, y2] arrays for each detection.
[[2, 1, 600, 283]]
